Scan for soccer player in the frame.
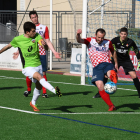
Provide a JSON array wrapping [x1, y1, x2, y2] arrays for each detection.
[[76, 28, 118, 111], [0, 21, 62, 111], [93, 27, 140, 98], [112, 27, 140, 97], [13, 10, 52, 98]]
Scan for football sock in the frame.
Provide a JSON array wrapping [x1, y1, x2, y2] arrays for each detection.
[[99, 90, 114, 106], [39, 78, 55, 94], [31, 88, 41, 105], [42, 75, 47, 94], [133, 78, 140, 97], [26, 77, 32, 92]]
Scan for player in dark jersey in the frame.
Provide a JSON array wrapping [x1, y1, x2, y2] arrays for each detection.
[[93, 27, 140, 98]]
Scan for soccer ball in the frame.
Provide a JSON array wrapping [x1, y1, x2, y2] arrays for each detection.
[[104, 82, 117, 94]]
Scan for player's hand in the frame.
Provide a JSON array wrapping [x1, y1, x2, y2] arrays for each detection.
[[137, 61, 140, 70], [77, 29, 82, 35], [54, 52, 61, 59], [13, 51, 19, 60], [115, 63, 119, 72], [41, 40, 46, 45]]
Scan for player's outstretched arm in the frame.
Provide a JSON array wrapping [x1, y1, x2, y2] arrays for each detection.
[[0, 44, 12, 54], [112, 51, 118, 72], [45, 39, 61, 59], [76, 29, 85, 44]]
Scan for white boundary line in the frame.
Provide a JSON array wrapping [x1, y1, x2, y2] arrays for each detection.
[[0, 76, 137, 91], [0, 106, 140, 115], [0, 76, 138, 115], [0, 106, 39, 114]]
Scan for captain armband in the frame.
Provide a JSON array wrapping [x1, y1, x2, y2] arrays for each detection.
[[38, 39, 43, 46]]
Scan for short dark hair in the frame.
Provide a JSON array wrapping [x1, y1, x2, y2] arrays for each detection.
[[120, 27, 128, 34], [96, 28, 106, 35], [29, 10, 38, 18], [23, 21, 36, 34]]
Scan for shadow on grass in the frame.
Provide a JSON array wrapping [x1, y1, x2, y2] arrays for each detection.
[[116, 103, 140, 110], [42, 105, 93, 113], [48, 91, 93, 97], [112, 94, 138, 98], [0, 86, 24, 90]]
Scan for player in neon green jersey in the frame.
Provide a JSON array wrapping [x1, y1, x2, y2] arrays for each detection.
[[0, 21, 62, 111]]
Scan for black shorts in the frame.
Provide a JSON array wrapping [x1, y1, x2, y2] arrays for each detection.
[[111, 57, 135, 75], [118, 61, 135, 75]]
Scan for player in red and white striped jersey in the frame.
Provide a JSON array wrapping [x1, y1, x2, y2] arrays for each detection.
[[76, 28, 118, 111]]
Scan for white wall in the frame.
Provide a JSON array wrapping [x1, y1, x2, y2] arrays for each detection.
[[0, 44, 22, 70]]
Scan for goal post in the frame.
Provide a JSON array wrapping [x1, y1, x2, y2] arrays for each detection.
[[81, 0, 87, 85]]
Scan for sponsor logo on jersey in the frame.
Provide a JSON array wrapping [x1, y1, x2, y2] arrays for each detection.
[[95, 46, 107, 52], [116, 48, 128, 53], [126, 44, 129, 47], [117, 43, 120, 45], [28, 46, 33, 52], [39, 31, 43, 35], [32, 39, 36, 43], [24, 51, 38, 57], [40, 27, 42, 29]]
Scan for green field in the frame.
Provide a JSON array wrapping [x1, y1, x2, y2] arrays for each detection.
[[0, 70, 140, 140]]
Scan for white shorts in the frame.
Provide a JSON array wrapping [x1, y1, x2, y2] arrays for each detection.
[[22, 65, 43, 83]]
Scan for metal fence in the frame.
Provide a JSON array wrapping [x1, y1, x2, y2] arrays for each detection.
[[1, 10, 138, 62], [0, 10, 83, 62]]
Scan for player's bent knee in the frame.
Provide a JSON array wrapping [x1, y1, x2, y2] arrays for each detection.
[[129, 72, 137, 79], [33, 72, 43, 81], [95, 81, 104, 91]]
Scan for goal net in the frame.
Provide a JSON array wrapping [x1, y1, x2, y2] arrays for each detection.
[[86, 0, 140, 85], [68, 0, 140, 85]]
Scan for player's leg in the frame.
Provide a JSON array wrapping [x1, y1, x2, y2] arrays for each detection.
[[122, 61, 140, 98], [40, 55, 48, 98], [33, 73, 62, 97], [92, 63, 116, 111], [33, 66, 62, 97], [95, 80, 116, 111], [93, 77, 108, 98], [93, 62, 118, 98], [129, 71, 140, 98], [24, 76, 32, 97], [22, 65, 62, 111], [30, 81, 42, 111], [26, 76, 32, 92], [105, 63, 118, 84], [22, 66, 41, 111], [42, 72, 48, 98], [102, 62, 117, 111]]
